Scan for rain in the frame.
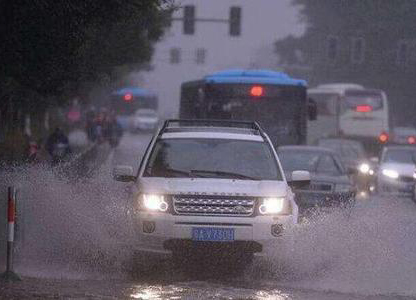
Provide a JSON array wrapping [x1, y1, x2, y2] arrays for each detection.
[[1, 1, 416, 299]]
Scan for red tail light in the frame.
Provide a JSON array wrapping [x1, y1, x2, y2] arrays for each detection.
[[124, 93, 133, 102], [356, 105, 372, 112], [408, 136, 416, 144], [379, 132, 389, 143], [250, 86, 264, 97]]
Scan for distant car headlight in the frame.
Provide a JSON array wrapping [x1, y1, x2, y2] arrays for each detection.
[[335, 184, 353, 193], [382, 169, 399, 179], [141, 194, 168, 212], [358, 163, 370, 174], [259, 197, 285, 214]]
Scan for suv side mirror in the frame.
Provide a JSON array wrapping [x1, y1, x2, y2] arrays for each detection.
[[288, 170, 311, 190], [113, 165, 135, 182]]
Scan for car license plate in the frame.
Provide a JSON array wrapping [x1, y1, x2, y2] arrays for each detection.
[[192, 227, 234, 242]]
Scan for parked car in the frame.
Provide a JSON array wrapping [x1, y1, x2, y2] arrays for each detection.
[[318, 138, 374, 196], [130, 109, 159, 132], [278, 146, 356, 215], [376, 145, 416, 201], [113, 120, 308, 270]]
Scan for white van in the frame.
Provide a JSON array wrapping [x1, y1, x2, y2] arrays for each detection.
[[307, 83, 389, 152]]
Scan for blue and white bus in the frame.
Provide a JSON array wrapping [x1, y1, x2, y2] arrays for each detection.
[[110, 87, 158, 129], [180, 69, 314, 146]]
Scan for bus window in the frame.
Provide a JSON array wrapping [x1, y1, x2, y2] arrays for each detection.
[[308, 94, 339, 116], [344, 91, 383, 111]]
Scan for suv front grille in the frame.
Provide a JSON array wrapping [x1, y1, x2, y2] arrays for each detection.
[[173, 195, 256, 216]]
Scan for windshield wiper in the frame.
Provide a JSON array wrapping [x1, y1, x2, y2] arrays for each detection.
[[190, 169, 258, 180], [145, 167, 201, 178]]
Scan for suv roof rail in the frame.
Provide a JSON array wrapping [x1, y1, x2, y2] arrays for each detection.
[[159, 119, 267, 138]]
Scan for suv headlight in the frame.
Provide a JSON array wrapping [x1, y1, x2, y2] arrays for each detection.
[[259, 197, 285, 215], [382, 169, 399, 179], [335, 184, 353, 193], [140, 194, 169, 212]]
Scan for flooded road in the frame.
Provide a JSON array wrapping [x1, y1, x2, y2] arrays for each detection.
[[2, 277, 414, 299], [1, 132, 416, 299]]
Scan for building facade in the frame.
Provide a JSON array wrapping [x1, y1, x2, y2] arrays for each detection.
[[275, 1, 416, 128]]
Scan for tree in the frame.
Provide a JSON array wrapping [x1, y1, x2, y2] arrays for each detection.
[[0, 0, 173, 105], [0, 1, 174, 161]]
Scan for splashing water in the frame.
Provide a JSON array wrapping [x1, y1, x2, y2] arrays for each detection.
[[0, 160, 135, 279], [254, 197, 416, 297], [2, 157, 416, 297]]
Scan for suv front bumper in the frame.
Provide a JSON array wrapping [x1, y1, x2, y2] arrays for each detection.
[[132, 212, 296, 257]]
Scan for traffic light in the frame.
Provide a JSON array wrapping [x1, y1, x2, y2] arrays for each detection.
[[183, 5, 195, 35], [229, 6, 241, 36]]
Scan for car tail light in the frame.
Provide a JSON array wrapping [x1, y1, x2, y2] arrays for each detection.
[[408, 136, 416, 144], [250, 86, 264, 97], [379, 132, 389, 143], [356, 105, 372, 112], [124, 93, 133, 102]]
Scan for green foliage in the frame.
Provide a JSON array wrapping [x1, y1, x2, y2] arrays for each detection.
[[0, 0, 173, 105]]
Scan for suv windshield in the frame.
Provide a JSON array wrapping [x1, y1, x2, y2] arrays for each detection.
[[383, 148, 416, 164], [278, 150, 344, 176], [144, 138, 282, 180]]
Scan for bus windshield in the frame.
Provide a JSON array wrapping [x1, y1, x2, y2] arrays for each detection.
[[203, 83, 304, 145], [345, 91, 383, 111], [180, 70, 308, 146]]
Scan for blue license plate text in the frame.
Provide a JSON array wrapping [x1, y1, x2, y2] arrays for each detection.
[[192, 227, 234, 242]]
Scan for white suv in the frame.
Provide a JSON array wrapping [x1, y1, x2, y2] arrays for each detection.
[[114, 120, 310, 265]]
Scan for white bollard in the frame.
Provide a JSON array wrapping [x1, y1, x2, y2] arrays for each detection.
[[1, 187, 21, 282]]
